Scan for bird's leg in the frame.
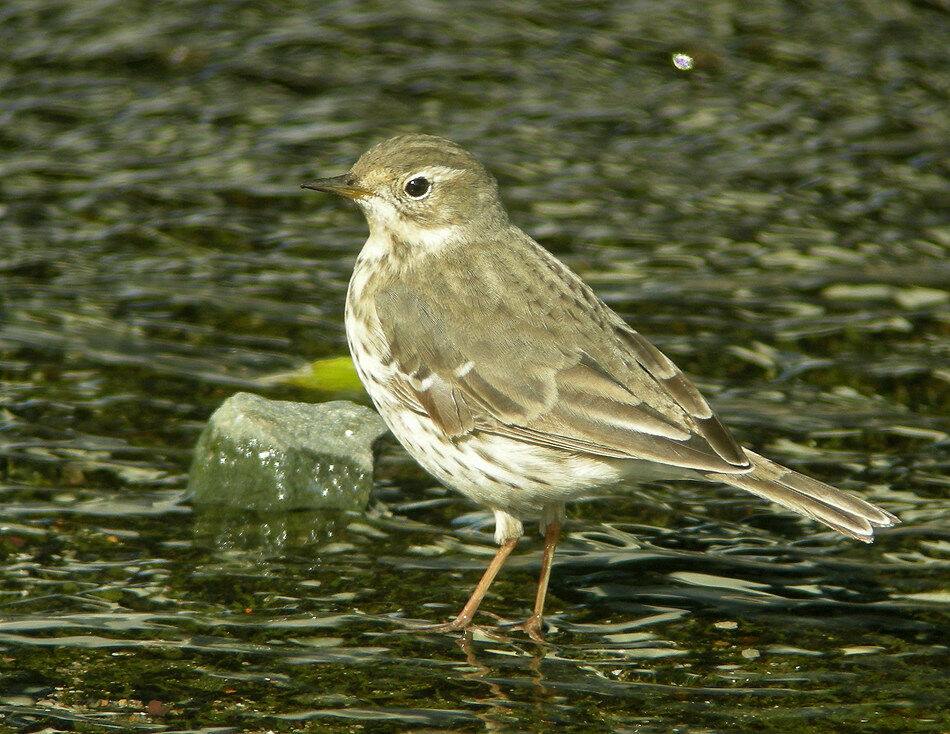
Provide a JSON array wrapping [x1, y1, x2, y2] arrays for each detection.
[[421, 537, 519, 632], [523, 520, 561, 641]]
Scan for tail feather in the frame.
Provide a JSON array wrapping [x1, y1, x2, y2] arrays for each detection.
[[706, 450, 900, 542]]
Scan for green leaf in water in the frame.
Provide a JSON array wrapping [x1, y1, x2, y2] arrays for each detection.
[[260, 356, 365, 394]]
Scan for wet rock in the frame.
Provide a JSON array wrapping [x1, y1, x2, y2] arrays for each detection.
[[186, 393, 388, 512]]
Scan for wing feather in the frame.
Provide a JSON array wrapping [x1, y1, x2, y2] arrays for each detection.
[[372, 232, 750, 473]]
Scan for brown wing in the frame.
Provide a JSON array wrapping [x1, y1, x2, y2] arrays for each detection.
[[373, 232, 750, 474]]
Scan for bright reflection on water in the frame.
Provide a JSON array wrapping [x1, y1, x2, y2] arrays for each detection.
[[1, 0, 948, 731]]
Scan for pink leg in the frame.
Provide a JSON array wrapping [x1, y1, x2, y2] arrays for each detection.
[[523, 521, 561, 641], [422, 537, 519, 632]]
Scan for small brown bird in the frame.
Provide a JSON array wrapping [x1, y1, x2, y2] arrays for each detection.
[[302, 134, 899, 639]]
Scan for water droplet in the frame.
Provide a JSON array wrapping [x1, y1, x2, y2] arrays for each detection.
[[672, 52, 694, 71]]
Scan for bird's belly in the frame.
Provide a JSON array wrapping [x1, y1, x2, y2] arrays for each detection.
[[348, 351, 613, 512], [344, 292, 669, 516], [378, 401, 623, 515], [345, 310, 703, 522]]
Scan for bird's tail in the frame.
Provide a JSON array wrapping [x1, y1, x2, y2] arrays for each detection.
[[705, 450, 899, 542]]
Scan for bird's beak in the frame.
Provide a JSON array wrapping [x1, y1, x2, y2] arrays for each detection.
[[300, 174, 372, 200]]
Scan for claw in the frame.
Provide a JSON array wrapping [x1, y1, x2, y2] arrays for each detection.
[[523, 615, 545, 642]]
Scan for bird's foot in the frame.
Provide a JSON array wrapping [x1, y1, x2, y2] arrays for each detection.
[[522, 614, 545, 642], [395, 616, 470, 633], [398, 617, 520, 642], [397, 612, 503, 635], [394, 610, 551, 642], [409, 620, 470, 633], [483, 611, 550, 642]]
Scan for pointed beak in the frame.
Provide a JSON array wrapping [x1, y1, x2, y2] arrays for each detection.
[[300, 174, 372, 200]]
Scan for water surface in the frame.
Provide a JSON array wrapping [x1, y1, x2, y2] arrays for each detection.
[[1, 1, 948, 731]]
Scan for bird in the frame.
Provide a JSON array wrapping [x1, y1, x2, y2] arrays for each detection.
[[301, 134, 899, 639]]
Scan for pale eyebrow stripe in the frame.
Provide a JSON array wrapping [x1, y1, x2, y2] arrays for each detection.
[[419, 165, 464, 179]]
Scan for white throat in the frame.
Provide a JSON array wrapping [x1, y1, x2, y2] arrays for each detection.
[[357, 199, 459, 262]]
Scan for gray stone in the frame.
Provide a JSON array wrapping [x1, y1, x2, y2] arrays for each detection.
[[186, 392, 389, 512]]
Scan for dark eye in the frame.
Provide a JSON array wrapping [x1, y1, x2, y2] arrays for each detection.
[[403, 176, 431, 199]]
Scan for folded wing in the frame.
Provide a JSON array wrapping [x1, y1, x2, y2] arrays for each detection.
[[374, 235, 751, 474]]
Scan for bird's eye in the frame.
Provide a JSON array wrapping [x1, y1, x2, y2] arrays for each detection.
[[403, 176, 431, 199]]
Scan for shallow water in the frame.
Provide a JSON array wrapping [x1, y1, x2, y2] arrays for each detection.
[[1, 0, 948, 731]]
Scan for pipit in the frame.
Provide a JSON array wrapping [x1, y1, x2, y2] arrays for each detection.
[[302, 134, 899, 639]]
